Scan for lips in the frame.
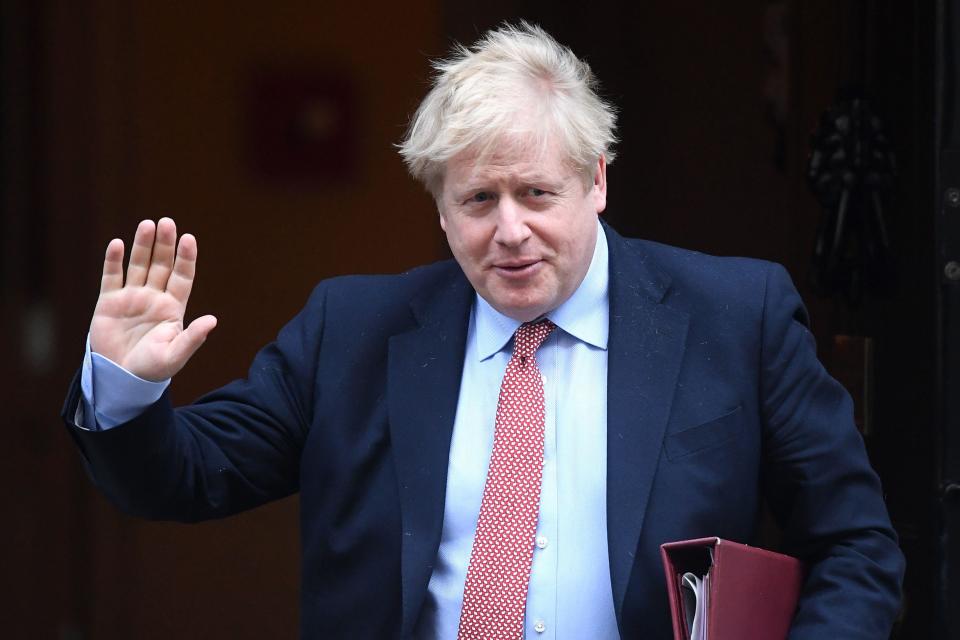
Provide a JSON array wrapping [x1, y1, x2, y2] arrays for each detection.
[[492, 259, 543, 278]]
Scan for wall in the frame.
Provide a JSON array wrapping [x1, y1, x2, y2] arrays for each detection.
[[3, 1, 443, 637]]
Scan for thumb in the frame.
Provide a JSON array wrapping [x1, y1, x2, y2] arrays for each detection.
[[167, 314, 218, 372]]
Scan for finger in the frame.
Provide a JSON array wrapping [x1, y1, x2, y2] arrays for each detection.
[[146, 217, 178, 290], [126, 219, 156, 287], [166, 232, 198, 304], [167, 314, 217, 371], [100, 238, 125, 295]]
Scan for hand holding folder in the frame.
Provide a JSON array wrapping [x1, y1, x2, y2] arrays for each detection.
[[661, 537, 804, 640]]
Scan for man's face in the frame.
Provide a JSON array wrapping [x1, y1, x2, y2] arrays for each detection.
[[437, 138, 607, 322]]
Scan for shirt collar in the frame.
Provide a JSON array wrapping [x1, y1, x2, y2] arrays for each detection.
[[474, 219, 610, 360]]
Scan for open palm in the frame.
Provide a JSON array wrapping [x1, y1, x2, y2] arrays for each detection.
[[89, 218, 217, 382]]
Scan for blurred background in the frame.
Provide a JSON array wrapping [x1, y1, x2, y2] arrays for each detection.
[[2, 1, 955, 637]]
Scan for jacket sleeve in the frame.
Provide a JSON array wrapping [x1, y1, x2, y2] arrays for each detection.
[[61, 282, 328, 522], [757, 263, 904, 638]]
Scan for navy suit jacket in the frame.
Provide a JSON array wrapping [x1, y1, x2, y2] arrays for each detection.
[[64, 223, 904, 638]]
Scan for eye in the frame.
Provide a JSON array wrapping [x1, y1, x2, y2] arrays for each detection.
[[467, 192, 492, 204], [527, 187, 548, 197]]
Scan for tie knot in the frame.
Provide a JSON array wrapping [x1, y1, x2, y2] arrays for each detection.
[[512, 319, 556, 363]]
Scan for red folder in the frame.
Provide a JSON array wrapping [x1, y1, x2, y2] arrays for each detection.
[[660, 537, 804, 640]]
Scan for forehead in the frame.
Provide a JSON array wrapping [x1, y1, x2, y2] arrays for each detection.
[[444, 135, 577, 189]]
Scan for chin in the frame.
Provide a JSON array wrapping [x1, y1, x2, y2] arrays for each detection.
[[484, 285, 555, 321], [498, 300, 550, 322]]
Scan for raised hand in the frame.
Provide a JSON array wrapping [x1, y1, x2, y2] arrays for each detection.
[[89, 218, 217, 382]]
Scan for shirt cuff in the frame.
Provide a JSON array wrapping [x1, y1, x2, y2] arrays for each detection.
[[80, 333, 171, 430]]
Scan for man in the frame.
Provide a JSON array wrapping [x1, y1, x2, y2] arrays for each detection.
[[64, 23, 904, 639]]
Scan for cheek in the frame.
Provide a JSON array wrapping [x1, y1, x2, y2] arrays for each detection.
[[555, 219, 595, 272], [443, 225, 481, 269], [454, 223, 490, 256]]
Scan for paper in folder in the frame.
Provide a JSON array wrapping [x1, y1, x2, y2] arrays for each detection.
[[660, 537, 804, 640]]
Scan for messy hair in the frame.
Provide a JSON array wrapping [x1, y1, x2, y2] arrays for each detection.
[[398, 22, 618, 196]]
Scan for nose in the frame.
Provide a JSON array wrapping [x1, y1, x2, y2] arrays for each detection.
[[493, 197, 531, 247]]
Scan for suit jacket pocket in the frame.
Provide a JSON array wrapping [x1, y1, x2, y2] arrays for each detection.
[[665, 405, 743, 461]]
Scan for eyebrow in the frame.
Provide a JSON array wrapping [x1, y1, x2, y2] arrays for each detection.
[[458, 172, 566, 191]]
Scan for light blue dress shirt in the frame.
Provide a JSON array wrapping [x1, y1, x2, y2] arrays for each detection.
[[416, 222, 618, 639], [80, 220, 619, 640], [80, 336, 169, 430]]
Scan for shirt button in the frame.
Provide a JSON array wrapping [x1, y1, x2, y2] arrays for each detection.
[[536, 535, 548, 549], [534, 620, 546, 633]]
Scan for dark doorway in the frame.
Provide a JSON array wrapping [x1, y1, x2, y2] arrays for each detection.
[[442, 2, 939, 638]]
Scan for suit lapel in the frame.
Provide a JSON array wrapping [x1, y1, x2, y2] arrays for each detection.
[[603, 225, 689, 621], [388, 265, 473, 637], [387, 228, 690, 632]]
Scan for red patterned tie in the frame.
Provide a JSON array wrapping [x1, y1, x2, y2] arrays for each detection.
[[458, 319, 557, 640]]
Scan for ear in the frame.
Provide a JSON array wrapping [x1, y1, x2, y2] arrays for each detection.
[[592, 155, 608, 214], [433, 179, 450, 232], [437, 206, 448, 232]]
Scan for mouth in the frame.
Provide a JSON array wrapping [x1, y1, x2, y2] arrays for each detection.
[[492, 259, 543, 278]]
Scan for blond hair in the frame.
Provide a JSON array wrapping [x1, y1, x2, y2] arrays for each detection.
[[399, 22, 618, 196]]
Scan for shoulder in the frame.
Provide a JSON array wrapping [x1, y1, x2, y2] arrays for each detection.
[[287, 258, 467, 337], [269, 258, 465, 366], [617, 235, 788, 306], [304, 259, 461, 307]]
